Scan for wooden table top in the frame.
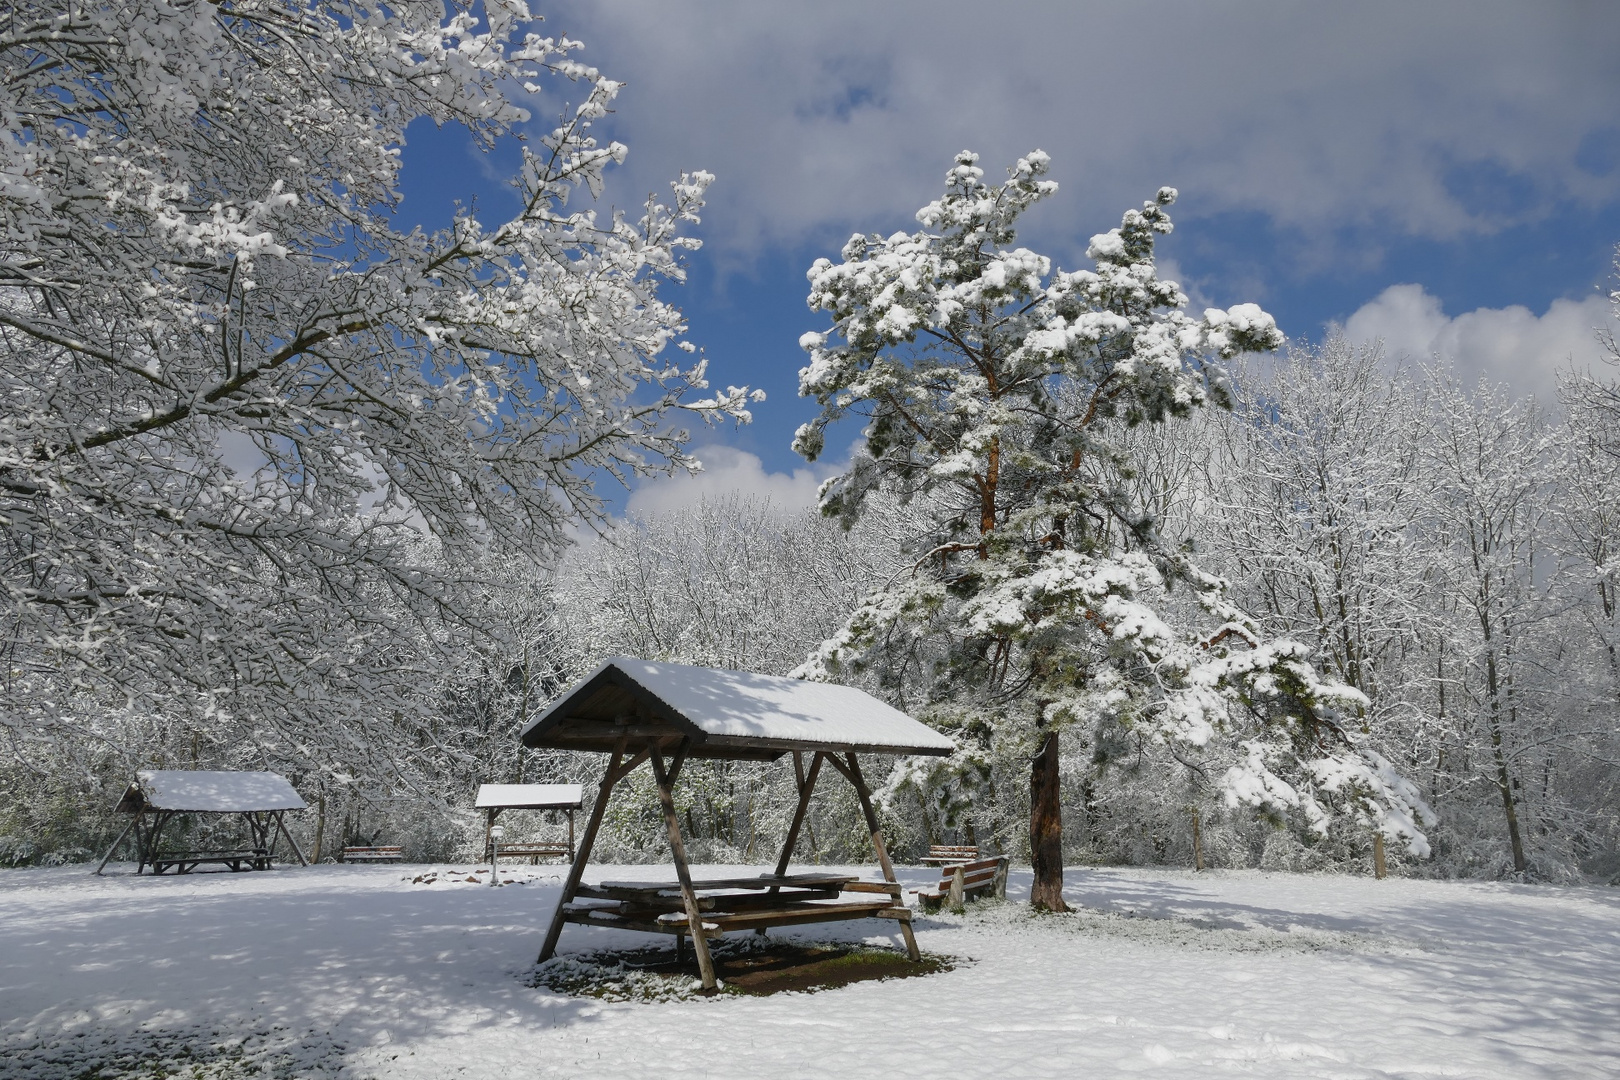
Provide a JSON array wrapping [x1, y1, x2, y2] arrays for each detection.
[[584, 871, 858, 897]]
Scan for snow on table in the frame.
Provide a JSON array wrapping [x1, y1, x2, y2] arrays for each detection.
[[2, 863, 1617, 1078]]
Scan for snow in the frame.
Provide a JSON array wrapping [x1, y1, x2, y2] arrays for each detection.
[[473, 784, 584, 810], [526, 657, 957, 756], [3, 863, 1617, 1078], [125, 770, 307, 812]]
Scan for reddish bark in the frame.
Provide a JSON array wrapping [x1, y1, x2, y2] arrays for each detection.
[[1029, 729, 1068, 911]]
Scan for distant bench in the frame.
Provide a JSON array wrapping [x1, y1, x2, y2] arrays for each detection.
[[916, 855, 1009, 911], [920, 844, 981, 866], [493, 841, 571, 864], [148, 849, 272, 874], [341, 846, 402, 863]]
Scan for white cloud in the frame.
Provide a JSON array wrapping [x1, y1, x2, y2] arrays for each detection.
[[626, 445, 832, 518], [548, 0, 1618, 267], [1340, 284, 1619, 402]]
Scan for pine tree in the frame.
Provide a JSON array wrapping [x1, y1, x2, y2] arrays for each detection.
[[792, 151, 1431, 907]]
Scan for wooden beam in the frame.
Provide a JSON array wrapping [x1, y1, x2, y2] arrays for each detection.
[[773, 751, 825, 878], [538, 738, 633, 964], [666, 740, 690, 787], [95, 817, 136, 876], [757, 750, 826, 937], [609, 744, 654, 786], [273, 810, 309, 866], [651, 741, 717, 991], [843, 753, 921, 961], [822, 751, 856, 785]]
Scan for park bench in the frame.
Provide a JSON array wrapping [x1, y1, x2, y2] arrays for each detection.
[[147, 848, 272, 874], [341, 845, 402, 863], [915, 855, 1009, 911], [492, 840, 571, 864], [920, 844, 981, 866]]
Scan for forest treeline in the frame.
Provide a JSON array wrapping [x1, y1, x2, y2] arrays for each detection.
[[7, 341, 1618, 882], [1, 1, 1615, 885]]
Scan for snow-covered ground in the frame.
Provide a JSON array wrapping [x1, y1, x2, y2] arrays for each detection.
[[2, 861, 1617, 1078]]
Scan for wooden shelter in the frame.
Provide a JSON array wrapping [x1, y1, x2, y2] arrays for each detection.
[[523, 656, 955, 991], [475, 783, 584, 862], [96, 770, 309, 875]]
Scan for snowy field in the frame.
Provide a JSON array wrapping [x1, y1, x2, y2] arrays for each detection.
[[2, 862, 1617, 1079]]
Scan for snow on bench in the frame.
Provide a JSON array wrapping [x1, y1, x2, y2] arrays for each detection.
[[920, 844, 981, 865], [492, 841, 570, 864], [341, 846, 402, 863]]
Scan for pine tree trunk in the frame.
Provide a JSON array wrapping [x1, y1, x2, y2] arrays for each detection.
[[1029, 729, 1068, 911]]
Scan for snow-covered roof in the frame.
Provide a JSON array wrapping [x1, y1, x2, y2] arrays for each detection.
[[522, 657, 955, 759], [474, 783, 584, 810], [117, 770, 307, 813]]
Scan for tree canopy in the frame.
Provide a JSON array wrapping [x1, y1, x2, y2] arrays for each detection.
[[0, 0, 753, 771], [792, 151, 1432, 905]]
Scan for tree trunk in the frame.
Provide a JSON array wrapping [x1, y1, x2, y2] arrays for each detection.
[[1191, 807, 1205, 871], [1483, 646, 1528, 873], [1029, 729, 1068, 911], [1489, 717, 1528, 873], [312, 791, 326, 864], [514, 641, 531, 784]]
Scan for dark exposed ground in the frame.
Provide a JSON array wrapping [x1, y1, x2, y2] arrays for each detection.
[[527, 937, 956, 1000]]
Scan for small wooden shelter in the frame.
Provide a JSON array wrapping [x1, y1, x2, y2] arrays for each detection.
[[96, 770, 309, 875], [475, 783, 584, 862], [523, 656, 955, 990]]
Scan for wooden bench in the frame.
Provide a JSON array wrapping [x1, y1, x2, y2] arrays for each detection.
[[493, 841, 571, 865], [147, 849, 272, 874], [915, 855, 1008, 911], [341, 845, 402, 863], [920, 844, 981, 866]]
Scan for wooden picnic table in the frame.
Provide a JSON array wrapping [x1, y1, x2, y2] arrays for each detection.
[[562, 871, 908, 942], [522, 657, 957, 990]]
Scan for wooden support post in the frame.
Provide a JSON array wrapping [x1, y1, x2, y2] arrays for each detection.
[[95, 818, 136, 876], [567, 808, 576, 861], [537, 740, 642, 964], [651, 742, 718, 991], [949, 865, 966, 913], [841, 753, 921, 962], [133, 813, 150, 874], [485, 808, 497, 863], [1373, 833, 1387, 880], [757, 751, 826, 935], [274, 811, 309, 866], [139, 811, 172, 875], [773, 752, 825, 878]]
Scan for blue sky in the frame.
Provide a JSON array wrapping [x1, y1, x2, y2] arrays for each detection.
[[399, 1, 1620, 512]]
